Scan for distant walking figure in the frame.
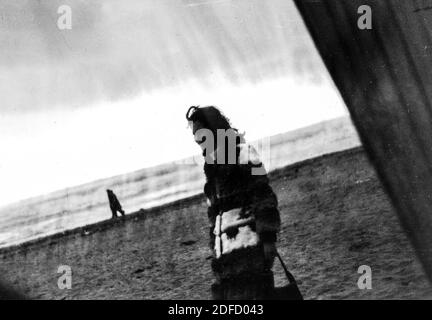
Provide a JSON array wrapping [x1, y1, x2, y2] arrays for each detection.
[[186, 106, 281, 300], [106, 189, 125, 218]]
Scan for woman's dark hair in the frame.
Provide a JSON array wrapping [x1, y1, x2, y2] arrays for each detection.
[[186, 106, 245, 160], [186, 106, 232, 136]]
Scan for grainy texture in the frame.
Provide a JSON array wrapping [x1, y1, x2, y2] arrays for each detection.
[[1, 148, 431, 299], [0, 116, 360, 248], [295, 0, 432, 280]]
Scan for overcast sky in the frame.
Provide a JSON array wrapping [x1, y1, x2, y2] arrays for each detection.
[[0, 0, 347, 207]]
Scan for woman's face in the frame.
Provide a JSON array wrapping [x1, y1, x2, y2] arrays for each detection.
[[190, 120, 205, 145], [190, 120, 211, 153]]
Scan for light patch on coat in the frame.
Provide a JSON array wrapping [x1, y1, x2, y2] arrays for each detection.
[[214, 208, 259, 258]]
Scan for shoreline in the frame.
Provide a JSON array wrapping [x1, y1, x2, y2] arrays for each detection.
[[0, 146, 364, 256]]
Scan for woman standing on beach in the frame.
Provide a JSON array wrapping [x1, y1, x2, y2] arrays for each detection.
[[186, 106, 281, 300]]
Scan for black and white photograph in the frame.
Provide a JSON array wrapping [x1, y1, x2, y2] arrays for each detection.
[[1, 0, 432, 304]]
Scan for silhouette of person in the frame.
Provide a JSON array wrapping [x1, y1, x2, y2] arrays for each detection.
[[186, 106, 281, 300], [106, 189, 125, 218]]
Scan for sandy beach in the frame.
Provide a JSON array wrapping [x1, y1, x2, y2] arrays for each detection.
[[1, 147, 431, 299]]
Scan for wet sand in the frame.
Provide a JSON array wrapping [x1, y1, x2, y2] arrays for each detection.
[[1, 147, 431, 299]]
